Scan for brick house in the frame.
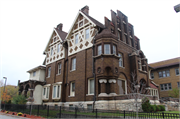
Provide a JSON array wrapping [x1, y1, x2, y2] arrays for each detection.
[[19, 6, 158, 110], [149, 57, 180, 99]]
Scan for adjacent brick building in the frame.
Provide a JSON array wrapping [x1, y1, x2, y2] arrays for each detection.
[[149, 57, 180, 98], [19, 6, 158, 110]]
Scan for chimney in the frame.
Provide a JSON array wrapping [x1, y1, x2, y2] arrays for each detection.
[[57, 23, 63, 31], [81, 5, 89, 15]]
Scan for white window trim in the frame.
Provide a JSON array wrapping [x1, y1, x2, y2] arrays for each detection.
[[52, 82, 62, 99], [70, 82, 75, 96], [160, 83, 172, 91], [75, 34, 78, 44], [175, 68, 179, 76], [113, 45, 116, 55], [71, 58, 76, 71], [104, 44, 110, 54], [57, 44, 61, 53], [151, 72, 154, 79], [58, 63, 62, 75], [51, 47, 53, 56], [47, 67, 51, 78], [42, 84, 51, 100], [98, 45, 102, 55], [85, 28, 90, 40], [33, 71, 36, 77], [118, 53, 123, 67], [88, 79, 94, 95], [117, 78, 127, 95]]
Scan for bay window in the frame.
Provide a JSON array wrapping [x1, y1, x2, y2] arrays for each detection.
[[97, 45, 102, 55], [104, 44, 110, 54]]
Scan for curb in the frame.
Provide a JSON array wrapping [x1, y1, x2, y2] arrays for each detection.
[[0, 112, 29, 119]]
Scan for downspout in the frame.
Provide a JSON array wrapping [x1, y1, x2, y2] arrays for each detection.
[[93, 27, 101, 111]]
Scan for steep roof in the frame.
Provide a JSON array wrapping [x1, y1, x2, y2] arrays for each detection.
[[82, 11, 105, 29], [95, 28, 118, 40], [55, 28, 67, 41], [149, 57, 180, 69]]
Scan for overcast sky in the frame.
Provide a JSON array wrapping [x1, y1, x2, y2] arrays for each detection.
[[0, 0, 180, 86]]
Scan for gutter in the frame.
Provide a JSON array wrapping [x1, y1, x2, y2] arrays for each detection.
[[92, 27, 101, 111]]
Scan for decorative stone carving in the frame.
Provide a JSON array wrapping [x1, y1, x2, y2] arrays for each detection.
[[99, 79, 107, 83], [108, 79, 116, 83]]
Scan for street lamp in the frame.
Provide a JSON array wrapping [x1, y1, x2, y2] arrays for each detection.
[[2, 77, 7, 111], [174, 4, 180, 13]]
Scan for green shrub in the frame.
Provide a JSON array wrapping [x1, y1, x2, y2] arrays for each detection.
[[141, 97, 151, 112], [12, 95, 27, 105], [157, 105, 161, 111], [159, 105, 165, 111], [150, 105, 156, 112]]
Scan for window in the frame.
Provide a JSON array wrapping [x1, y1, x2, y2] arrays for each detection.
[[177, 82, 180, 88], [69, 105, 74, 110], [71, 58, 76, 71], [88, 79, 94, 94], [118, 53, 123, 67], [52, 85, 61, 99], [42, 86, 50, 99], [118, 32, 120, 40], [175, 68, 179, 75], [97, 45, 102, 55], [48, 67, 51, 77], [33, 71, 36, 77], [85, 28, 89, 39], [104, 44, 110, 54], [87, 104, 92, 110], [75, 34, 78, 44], [53, 37, 56, 42], [160, 83, 172, 91], [117, 79, 126, 94], [57, 44, 60, 53], [113, 45, 116, 55], [51, 47, 53, 56], [151, 72, 154, 79], [158, 70, 170, 78], [70, 82, 75, 96], [58, 63, 61, 74], [138, 60, 142, 70]]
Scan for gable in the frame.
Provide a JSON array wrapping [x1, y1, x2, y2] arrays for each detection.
[[66, 11, 98, 56], [44, 29, 65, 65]]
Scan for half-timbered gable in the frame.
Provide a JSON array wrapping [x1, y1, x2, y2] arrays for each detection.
[[44, 24, 67, 65], [66, 11, 102, 56]]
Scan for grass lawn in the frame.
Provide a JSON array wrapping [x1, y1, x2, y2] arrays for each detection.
[[162, 111, 180, 114]]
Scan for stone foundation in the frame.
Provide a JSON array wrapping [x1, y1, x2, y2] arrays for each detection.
[[43, 99, 160, 111]]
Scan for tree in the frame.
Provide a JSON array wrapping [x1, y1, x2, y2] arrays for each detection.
[[0, 80, 19, 102], [169, 88, 179, 98], [126, 72, 150, 118], [1, 89, 11, 103]]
